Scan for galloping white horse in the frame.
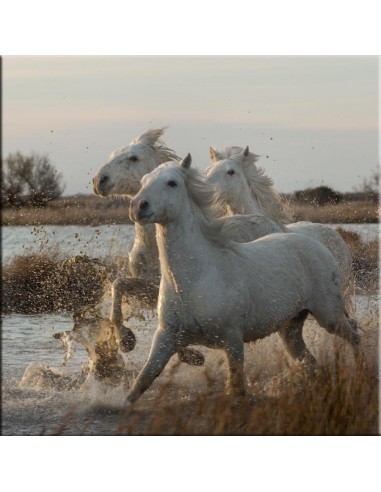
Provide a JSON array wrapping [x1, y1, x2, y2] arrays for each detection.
[[206, 146, 353, 295], [93, 127, 178, 283], [124, 155, 361, 405], [92, 128, 205, 366]]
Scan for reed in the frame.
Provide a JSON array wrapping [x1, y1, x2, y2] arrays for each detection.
[[1, 195, 132, 226], [1, 251, 108, 314], [288, 200, 378, 224], [2, 196, 378, 226]]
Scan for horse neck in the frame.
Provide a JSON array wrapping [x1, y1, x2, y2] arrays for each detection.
[[134, 222, 158, 253], [228, 184, 263, 216], [246, 174, 291, 225], [155, 205, 214, 289]]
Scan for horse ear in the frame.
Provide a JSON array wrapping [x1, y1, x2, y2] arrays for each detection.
[[242, 146, 250, 158], [209, 147, 218, 163], [180, 153, 192, 170], [209, 147, 223, 163]]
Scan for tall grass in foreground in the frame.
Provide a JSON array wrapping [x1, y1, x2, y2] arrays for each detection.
[[48, 338, 378, 436], [116, 315, 379, 435]]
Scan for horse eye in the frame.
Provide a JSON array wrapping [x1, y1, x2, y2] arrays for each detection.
[[129, 156, 138, 162], [167, 180, 177, 187], [227, 169, 235, 175]]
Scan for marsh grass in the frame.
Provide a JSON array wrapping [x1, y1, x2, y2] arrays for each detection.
[[112, 333, 378, 435], [288, 200, 378, 224], [1, 251, 108, 314], [49, 340, 378, 436], [1, 195, 132, 226], [336, 228, 379, 293], [2, 195, 379, 226]]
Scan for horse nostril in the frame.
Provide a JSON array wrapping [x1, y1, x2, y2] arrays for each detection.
[[139, 200, 149, 210], [100, 175, 109, 185]]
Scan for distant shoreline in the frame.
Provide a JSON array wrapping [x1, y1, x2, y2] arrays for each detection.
[[1, 194, 379, 226]]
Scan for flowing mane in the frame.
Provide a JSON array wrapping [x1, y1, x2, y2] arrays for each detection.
[[221, 146, 292, 224], [109, 127, 180, 165], [174, 165, 239, 248]]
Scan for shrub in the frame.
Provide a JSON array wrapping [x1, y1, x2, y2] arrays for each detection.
[[1, 253, 108, 314], [293, 186, 342, 206], [1, 152, 65, 207]]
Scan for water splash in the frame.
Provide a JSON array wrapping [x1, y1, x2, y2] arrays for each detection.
[[19, 361, 88, 391]]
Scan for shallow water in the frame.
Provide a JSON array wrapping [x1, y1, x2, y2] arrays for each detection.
[[2, 224, 136, 263], [1, 223, 379, 434], [2, 294, 378, 435], [2, 223, 378, 264]]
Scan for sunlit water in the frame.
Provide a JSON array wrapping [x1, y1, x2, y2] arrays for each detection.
[[2, 223, 379, 435]]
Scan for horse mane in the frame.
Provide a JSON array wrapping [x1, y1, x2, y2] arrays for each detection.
[[134, 127, 180, 164], [179, 166, 239, 248], [110, 127, 180, 165], [220, 146, 293, 224]]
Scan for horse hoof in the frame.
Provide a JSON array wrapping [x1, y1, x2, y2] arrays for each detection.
[[119, 327, 136, 353], [178, 348, 205, 366]]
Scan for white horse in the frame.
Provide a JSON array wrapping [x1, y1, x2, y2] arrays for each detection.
[[92, 128, 205, 366], [93, 127, 178, 283], [206, 146, 353, 296], [124, 155, 361, 405]]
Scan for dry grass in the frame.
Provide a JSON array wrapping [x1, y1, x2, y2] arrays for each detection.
[[1, 195, 132, 226], [336, 228, 379, 293], [114, 319, 379, 435], [289, 200, 378, 224], [1, 252, 108, 314], [48, 332, 379, 435], [117, 370, 378, 435], [2, 195, 379, 226]]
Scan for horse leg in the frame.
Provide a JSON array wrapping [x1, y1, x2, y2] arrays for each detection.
[[110, 277, 129, 328], [125, 326, 176, 405], [224, 335, 245, 396], [111, 277, 205, 365], [278, 310, 317, 374], [315, 311, 365, 364]]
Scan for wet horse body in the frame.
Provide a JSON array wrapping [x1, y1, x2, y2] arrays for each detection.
[[206, 146, 353, 295], [124, 157, 361, 405]]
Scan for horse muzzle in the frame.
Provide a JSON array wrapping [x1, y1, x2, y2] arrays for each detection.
[[92, 173, 112, 196], [129, 198, 153, 223]]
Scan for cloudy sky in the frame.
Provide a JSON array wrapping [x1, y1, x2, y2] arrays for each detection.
[[3, 56, 378, 195]]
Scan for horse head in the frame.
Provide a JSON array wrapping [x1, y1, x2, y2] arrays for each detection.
[[129, 156, 191, 225], [92, 127, 179, 198], [205, 146, 256, 213]]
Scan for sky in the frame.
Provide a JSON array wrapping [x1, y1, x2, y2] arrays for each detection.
[[2, 56, 379, 195]]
